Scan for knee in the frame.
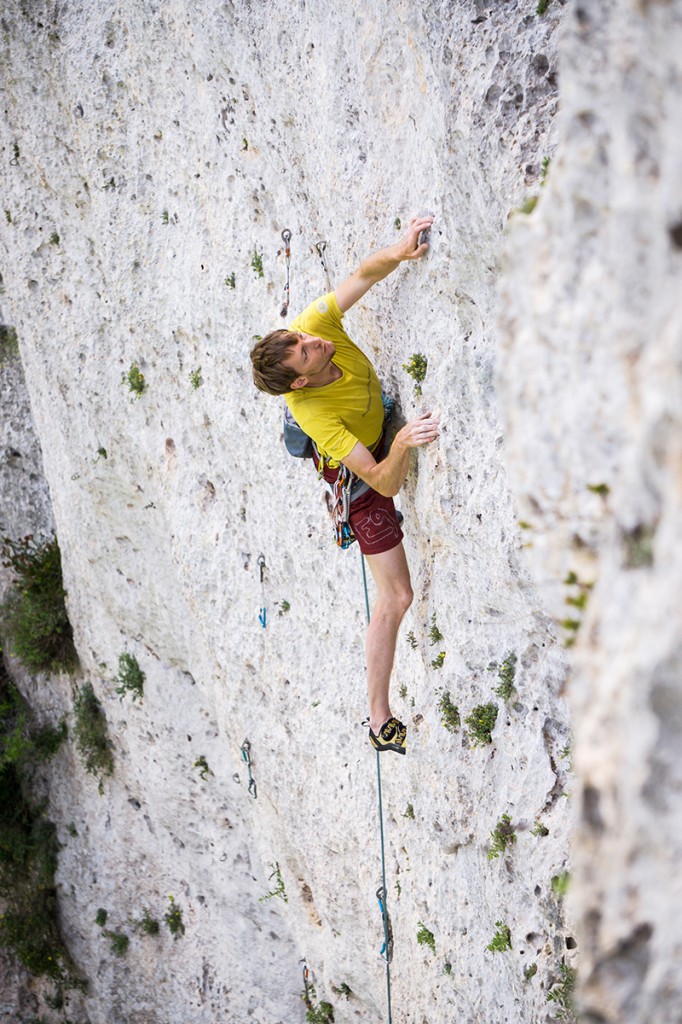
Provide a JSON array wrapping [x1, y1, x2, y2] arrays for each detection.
[[393, 583, 413, 617]]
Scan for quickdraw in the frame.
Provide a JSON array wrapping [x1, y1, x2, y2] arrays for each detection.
[[301, 961, 313, 1012], [280, 228, 292, 318], [376, 885, 394, 963], [240, 739, 257, 799], [257, 554, 267, 628], [314, 239, 331, 292], [332, 464, 356, 550]]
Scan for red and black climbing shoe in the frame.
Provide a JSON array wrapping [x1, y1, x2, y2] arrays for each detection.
[[368, 717, 407, 755]]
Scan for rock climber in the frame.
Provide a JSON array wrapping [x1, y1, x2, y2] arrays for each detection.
[[250, 215, 439, 754]]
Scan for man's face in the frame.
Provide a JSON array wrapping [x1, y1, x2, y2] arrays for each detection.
[[281, 332, 336, 387]]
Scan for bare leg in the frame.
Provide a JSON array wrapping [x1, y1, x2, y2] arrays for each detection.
[[364, 542, 414, 735]]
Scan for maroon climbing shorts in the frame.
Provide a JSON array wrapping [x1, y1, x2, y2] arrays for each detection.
[[312, 438, 404, 557]]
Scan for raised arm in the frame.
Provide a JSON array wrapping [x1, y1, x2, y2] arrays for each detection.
[[334, 215, 434, 314]]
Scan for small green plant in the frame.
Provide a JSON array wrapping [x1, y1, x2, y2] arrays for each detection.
[[4, 210, 11, 224], [259, 862, 288, 903], [531, 820, 549, 837], [486, 921, 512, 953], [524, 963, 538, 980], [587, 482, 609, 496], [225, 272, 236, 288], [394, 880, 401, 898], [94, 447, 108, 462], [73, 683, 114, 788], [492, 652, 517, 701], [551, 871, 570, 898], [428, 614, 443, 646], [398, 683, 407, 699], [547, 963, 577, 1019], [1, 534, 77, 672], [193, 755, 211, 780], [331, 982, 352, 998], [402, 353, 428, 396], [103, 929, 129, 956], [0, 325, 19, 358], [443, 961, 452, 975], [540, 156, 551, 184], [417, 922, 436, 954], [402, 803, 415, 819], [406, 630, 418, 650], [536, 0, 551, 15], [49, 232, 60, 246], [124, 362, 146, 398], [95, 908, 108, 927], [488, 814, 517, 860], [251, 248, 264, 278], [437, 691, 460, 733], [278, 599, 291, 615], [115, 652, 145, 703], [189, 368, 202, 389], [431, 651, 445, 670], [394, 217, 401, 230], [464, 703, 498, 746], [11, 141, 20, 164], [164, 895, 185, 938], [134, 908, 160, 935], [242, 137, 249, 151], [303, 980, 335, 1024], [161, 209, 169, 224]]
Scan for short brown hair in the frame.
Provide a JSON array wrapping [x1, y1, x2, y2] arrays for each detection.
[[250, 330, 299, 395]]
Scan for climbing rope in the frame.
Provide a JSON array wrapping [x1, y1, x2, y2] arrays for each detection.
[[240, 739, 257, 799], [360, 552, 394, 1024], [315, 240, 331, 292], [257, 554, 267, 628], [280, 229, 292, 318]]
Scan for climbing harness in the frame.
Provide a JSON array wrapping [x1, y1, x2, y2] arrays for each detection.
[[314, 240, 331, 292], [360, 551, 394, 1024], [257, 554, 267, 628], [280, 228, 292, 318], [240, 739, 257, 799]]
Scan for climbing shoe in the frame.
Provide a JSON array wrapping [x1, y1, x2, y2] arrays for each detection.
[[367, 716, 407, 755]]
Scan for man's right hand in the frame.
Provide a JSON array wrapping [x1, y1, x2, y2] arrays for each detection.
[[395, 411, 440, 449]]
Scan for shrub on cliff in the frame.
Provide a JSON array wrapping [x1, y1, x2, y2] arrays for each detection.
[[1, 535, 77, 673]]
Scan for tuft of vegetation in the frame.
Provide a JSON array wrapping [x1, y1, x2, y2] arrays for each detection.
[[134, 907, 160, 936], [486, 921, 512, 953], [437, 691, 460, 733], [492, 653, 517, 701], [394, 217, 402, 230], [402, 353, 428, 396], [0, 325, 19, 359], [540, 156, 551, 185], [524, 963, 538, 980], [518, 195, 538, 215], [431, 651, 446, 670], [189, 368, 202, 389], [95, 908, 107, 927], [464, 703, 498, 747], [428, 613, 443, 646], [73, 683, 114, 789], [488, 814, 517, 860], [0, 658, 81, 988], [402, 803, 415, 819], [551, 871, 571, 898], [531, 820, 549, 838], [278, 599, 291, 615], [537, 0, 551, 15], [94, 447, 108, 463], [103, 929, 129, 956], [1, 535, 77, 673], [406, 630, 418, 650], [587, 482, 609, 497], [251, 248, 264, 278], [417, 922, 436, 954], [123, 362, 146, 398], [114, 652, 145, 703], [193, 755, 211, 780], [547, 963, 577, 1020], [331, 981, 352, 998], [49, 232, 60, 246], [164, 895, 185, 938], [225, 272, 236, 288], [304, 983, 335, 1024], [259, 862, 288, 904]]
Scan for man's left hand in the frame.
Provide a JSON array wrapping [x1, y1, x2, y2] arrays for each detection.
[[395, 215, 435, 262]]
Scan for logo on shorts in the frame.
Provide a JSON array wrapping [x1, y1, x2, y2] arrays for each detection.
[[316, 300, 329, 313]]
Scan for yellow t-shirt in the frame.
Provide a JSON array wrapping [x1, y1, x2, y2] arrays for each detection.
[[285, 292, 384, 468]]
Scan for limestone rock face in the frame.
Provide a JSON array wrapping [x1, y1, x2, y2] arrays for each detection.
[[1, 1, 676, 1023]]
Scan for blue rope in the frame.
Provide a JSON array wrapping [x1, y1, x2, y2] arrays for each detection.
[[360, 551, 393, 1024]]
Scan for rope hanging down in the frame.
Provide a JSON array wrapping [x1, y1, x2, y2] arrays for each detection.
[[360, 552, 394, 1024], [280, 228, 292, 318]]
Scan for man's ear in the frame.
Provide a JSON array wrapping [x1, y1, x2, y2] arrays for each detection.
[[289, 376, 307, 390]]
